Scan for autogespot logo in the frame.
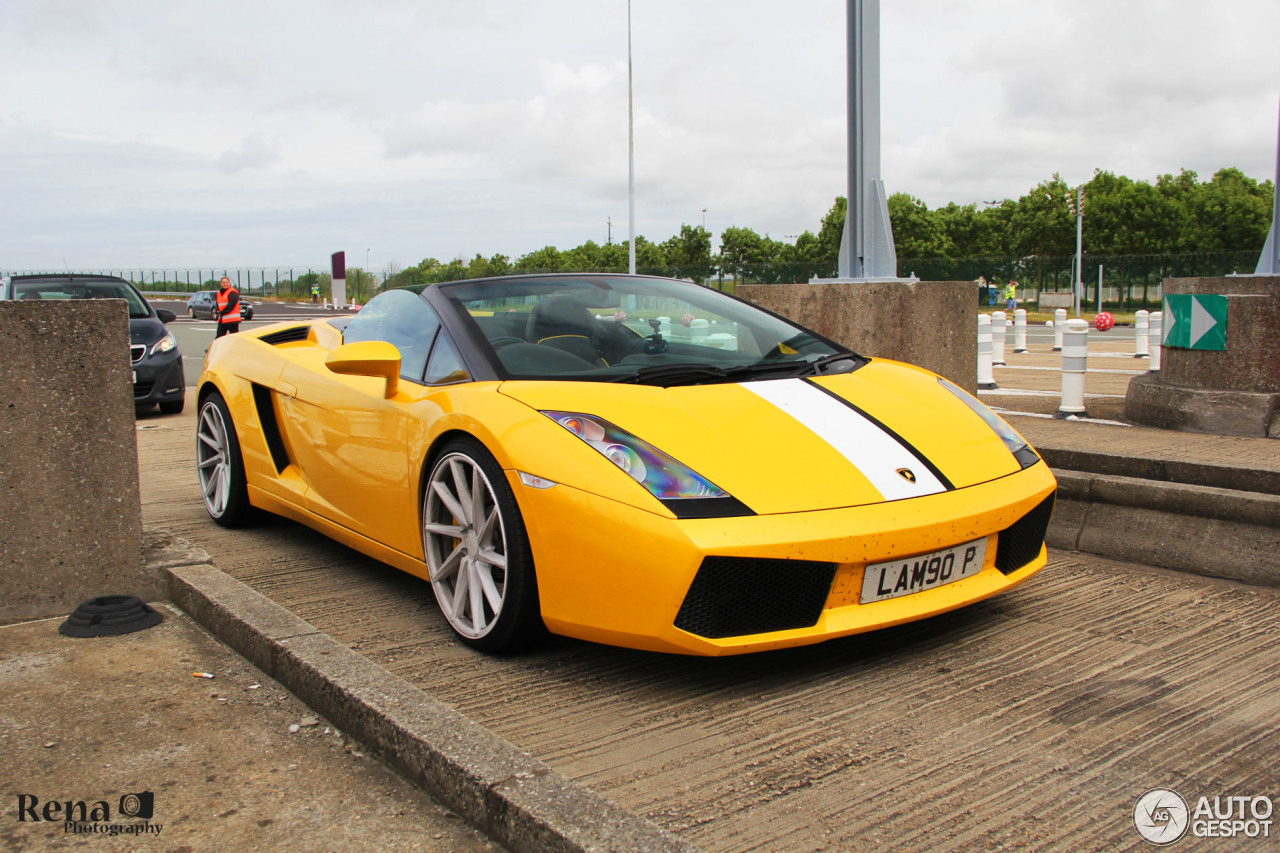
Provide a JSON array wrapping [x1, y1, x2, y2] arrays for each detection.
[[1133, 787, 1275, 844], [1134, 788, 1190, 845]]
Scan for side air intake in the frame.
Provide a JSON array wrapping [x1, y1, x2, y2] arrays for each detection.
[[259, 326, 311, 346], [251, 384, 291, 473]]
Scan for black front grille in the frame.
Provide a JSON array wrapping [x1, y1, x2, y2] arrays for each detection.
[[133, 381, 154, 398], [675, 557, 836, 639], [130, 344, 146, 364], [259, 326, 311, 346], [996, 492, 1057, 575]]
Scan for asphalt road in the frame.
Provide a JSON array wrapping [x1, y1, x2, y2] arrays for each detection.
[[149, 300, 357, 388], [137, 388, 1280, 852]]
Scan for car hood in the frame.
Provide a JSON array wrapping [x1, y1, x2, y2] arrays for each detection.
[[498, 359, 1030, 516], [130, 315, 167, 346]]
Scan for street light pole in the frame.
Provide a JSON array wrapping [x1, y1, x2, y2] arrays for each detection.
[[1074, 188, 1084, 317], [627, 0, 636, 275]]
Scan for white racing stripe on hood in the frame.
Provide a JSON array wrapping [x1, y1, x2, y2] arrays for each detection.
[[742, 378, 946, 502]]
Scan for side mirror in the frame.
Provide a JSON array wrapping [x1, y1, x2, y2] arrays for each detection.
[[156, 308, 176, 324], [325, 340, 401, 399]]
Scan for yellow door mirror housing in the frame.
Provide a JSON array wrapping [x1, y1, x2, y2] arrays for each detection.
[[325, 341, 401, 398]]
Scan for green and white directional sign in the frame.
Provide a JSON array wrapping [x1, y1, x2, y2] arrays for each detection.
[[1163, 294, 1228, 350]]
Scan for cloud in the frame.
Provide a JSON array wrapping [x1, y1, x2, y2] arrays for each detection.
[[2, 0, 1278, 269], [217, 135, 281, 172]]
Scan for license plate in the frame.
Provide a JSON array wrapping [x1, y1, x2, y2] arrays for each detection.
[[860, 538, 988, 604], [131, 370, 137, 384]]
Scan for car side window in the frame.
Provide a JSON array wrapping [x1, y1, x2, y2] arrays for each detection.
[[342, 290, 440, 383], [424, 330, 470, 385]]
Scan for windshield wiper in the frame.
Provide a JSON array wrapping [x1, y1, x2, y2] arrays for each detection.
[[612, 363, 747, 387], [614, 355, 864, 387]]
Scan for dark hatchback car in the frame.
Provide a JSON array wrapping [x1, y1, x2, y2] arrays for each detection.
[[186, 289, 254, 321], [4, 274, 186, 414]]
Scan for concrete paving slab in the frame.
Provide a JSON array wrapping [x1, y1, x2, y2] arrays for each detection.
[[0, 607, 500, 852]]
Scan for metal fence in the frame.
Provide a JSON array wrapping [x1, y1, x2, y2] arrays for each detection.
[[897, 250, 1260, 310], [5, 249, 1260, 310], [0, 267, 382, 303]]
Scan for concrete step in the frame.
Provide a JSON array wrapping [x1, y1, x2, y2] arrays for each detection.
[[1047, 469, 1280, 587], [1040, 446, 1280, 495]]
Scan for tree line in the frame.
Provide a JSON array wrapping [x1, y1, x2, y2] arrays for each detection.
[[344, 166, 1270, 292]]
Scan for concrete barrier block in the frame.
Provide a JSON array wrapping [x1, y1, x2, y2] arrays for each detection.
[[737, 280, 977, 394], [0, 300, 157, 623]]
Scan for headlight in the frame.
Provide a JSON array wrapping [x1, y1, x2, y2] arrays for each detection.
[[150, 331, 178, 357], [542, 410, 727, 500], [938, 378, 1039, 468]]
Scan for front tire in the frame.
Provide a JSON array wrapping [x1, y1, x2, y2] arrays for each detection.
[[160, 396, 185, 415], [422, 438, 542, 652], [196, 391, 254, 527]]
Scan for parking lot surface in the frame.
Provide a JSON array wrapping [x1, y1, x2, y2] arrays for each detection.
[[136, 378, 1280, 851]]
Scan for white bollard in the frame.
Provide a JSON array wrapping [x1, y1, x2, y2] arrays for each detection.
[[977, 315, 997, 389], [690, 318, 709, 344], [1012, 308, 1028, 353], [1134, 310, 1150, 359], [1149, 311, 1162, 371], [1055, 319, 1090, 418], [991, 310, 1007, 366], [1053, 308, 1067, 351]]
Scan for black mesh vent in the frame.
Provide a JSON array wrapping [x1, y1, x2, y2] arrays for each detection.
[[259, 326, 311, 346], [251, 383, 291, 473], [674, 557, 836, 639], [996, 491, 1056, 575]]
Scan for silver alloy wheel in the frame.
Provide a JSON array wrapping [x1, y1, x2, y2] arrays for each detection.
[[197, 400, 232, 517], [423, 452, 509, 639]]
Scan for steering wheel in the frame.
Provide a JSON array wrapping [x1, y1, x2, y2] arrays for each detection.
[[487, 336, 526, 350]]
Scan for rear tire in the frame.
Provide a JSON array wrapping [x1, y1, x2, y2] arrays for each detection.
[[422, 437, 543, 653], [196, 391, 255, 527]]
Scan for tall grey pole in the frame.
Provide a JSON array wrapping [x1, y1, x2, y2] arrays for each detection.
[[836, 0, 896, 280], [1273, 96, 1280, 272], [627, 0, 636, 275], [1259, 92, 1280, 275], [843, 0, 865, 278]]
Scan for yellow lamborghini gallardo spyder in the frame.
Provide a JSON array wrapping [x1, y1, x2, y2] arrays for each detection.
[[197, 274, 1056, 655]]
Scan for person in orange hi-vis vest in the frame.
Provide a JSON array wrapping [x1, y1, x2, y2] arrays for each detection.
[[214, 276, 241, 337]]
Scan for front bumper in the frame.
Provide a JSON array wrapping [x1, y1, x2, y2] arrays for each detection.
[[133, 349, 186, 407], [513, 461, 1058, 656]]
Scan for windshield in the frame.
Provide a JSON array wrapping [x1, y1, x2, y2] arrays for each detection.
[[12, 279, 152, 319], [441, 274, 862, 385]]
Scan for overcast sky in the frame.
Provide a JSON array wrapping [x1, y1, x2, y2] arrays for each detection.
[[3, 0, 1278, 274]]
